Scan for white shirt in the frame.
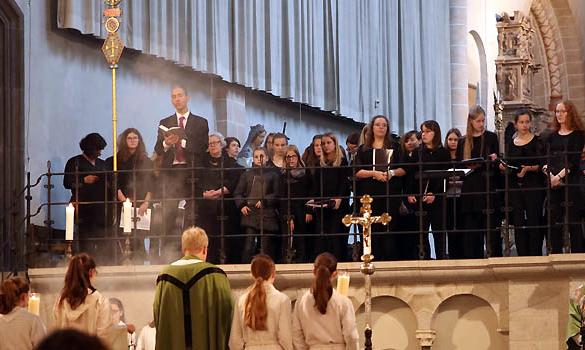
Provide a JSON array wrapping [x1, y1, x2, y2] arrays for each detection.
[[162, 111, 190, 164], [292, 290, 359, 350], [229, 282, 293, 350], [136, 324, 156, 350]]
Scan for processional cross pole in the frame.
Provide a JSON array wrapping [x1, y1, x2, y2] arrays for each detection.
[[341, 195, 391, 350], [102, 0, 132, 262]]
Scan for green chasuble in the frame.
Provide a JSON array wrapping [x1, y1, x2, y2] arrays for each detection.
[[153, 255, 234, 350], [567, 284, 585, 349]]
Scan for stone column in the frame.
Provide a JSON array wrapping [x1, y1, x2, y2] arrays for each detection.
[[449, 0, 468, 131], [416, 329, 436, 350], [212, 82, 248, 142]]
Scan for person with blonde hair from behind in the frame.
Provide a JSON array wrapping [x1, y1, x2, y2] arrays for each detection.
[[292, 252, 358, 350], [52, 253, 111, 341], [229, 254, 292, 350], [153, 226, 233, 350], [0, 276, 46, 350]]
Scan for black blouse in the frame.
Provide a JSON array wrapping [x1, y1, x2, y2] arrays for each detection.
[[506, 135, 542, 188]]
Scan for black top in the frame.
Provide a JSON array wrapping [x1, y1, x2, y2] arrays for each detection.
[[506, 135, 543, 188], [456, 131, 500, 212], [406, 146, 451, 195], [311, 157, 350, 200], [63, 154, 108, 203], [199, 152, 243, 195], [278, 168, 313, 217], [353, 143, 404, 197], [106, 153, 154, 201], [546, 130, 584, 185]]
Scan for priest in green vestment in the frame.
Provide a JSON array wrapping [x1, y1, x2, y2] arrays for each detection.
[[153, 226, 234, 350]]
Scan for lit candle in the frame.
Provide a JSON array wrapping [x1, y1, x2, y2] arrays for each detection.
[[65, 203, 74, 241], [336, 271, 350, 296], [28, 293, 40, 316], [123, 198, 132, 233]]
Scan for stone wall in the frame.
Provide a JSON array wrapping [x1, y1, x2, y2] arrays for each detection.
[[29, 254, 585, 349]]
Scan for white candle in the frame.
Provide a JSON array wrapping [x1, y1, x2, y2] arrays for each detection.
[[123, 198, 132, 233], [65, 203, 74, 241], [336, 272, 350, 296], [28, 293, 40, 316]]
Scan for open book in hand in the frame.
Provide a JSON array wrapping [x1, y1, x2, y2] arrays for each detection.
[[305, 199, 336, 208], [497, 158, 520, 171], [158, 125, 186, 139]]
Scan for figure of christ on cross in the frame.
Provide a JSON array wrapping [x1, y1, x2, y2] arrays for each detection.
[[341, 194, 391, 350]]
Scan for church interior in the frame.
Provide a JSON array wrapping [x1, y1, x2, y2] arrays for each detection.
[[2, 0, 585, 349]]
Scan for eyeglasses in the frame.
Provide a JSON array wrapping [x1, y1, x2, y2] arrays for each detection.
[[285, 155, 298, 159], [208, 141, 222, 146]]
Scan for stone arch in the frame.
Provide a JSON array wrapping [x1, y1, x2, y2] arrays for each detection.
[[355, 296, 418, 350], [530, 0, 585, 112], [468, 30, 488, 108], [431, 294, 508, 350]]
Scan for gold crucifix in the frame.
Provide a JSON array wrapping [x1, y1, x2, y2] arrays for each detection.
[[342, 195, 391, 262]]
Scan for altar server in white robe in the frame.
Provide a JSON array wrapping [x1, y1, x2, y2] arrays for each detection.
[[229, 254, 293, 350], [292, 252, 359, 350]]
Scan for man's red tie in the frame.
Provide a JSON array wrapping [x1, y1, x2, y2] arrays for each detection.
[[175, 116, 186, 162]]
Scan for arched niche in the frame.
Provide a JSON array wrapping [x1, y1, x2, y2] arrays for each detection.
[[431, 294, 508, 350], [467, 30, 488, 109], [355, 296, 418, 350]]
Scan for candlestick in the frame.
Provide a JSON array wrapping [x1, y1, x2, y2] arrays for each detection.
[[123, 198, 131, 233], [65, 203, 74, 241]]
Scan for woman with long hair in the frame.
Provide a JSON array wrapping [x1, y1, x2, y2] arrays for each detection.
[[302, 134, 323, 177], [406, 121, 451, 259], [107, 128, 154, 261], [445, 128, 462, 161], [53, 253, 111, 340], [269, 133, 289, 169], [544, 100, 585, 253], [279, 145, 314, 262], [108, 128, 153, 216], [500, 109, 544, 256], [311, 133, 351, 260], [456, 105, 501, 259], [443, 128, 463, 257], [292, 252, 358, 349], [354, 116, 406, 261], [229, 254, 292, 350], [0, 276, 46, 350]]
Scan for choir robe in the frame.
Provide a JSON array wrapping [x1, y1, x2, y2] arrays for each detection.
[[229, 282, 293, 350], [292, 289, 359, 350], [153, 255, 233, 350]]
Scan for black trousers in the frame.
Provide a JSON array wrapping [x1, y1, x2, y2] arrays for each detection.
[[420, 198, 446, 259], [510, 187, 544, 256], [548, 187, 584, 253]]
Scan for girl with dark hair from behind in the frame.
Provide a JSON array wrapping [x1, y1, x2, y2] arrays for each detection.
[[406, 121, 451, 259], [0, 276, 46, 350], [229, 254, 292, 350], [63, 133, 108, 260], [292, 252, 359, 350], [456, 105, 501, 259], [52, 253, 111, 342], [35, 329, 109, 350], [543, 100, 585, 253]]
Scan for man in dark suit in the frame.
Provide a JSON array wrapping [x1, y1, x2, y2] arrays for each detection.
[[154, 86, 209, 254]]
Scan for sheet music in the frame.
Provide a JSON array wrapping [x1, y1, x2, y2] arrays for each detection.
[[119, 207, 152, 231]]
